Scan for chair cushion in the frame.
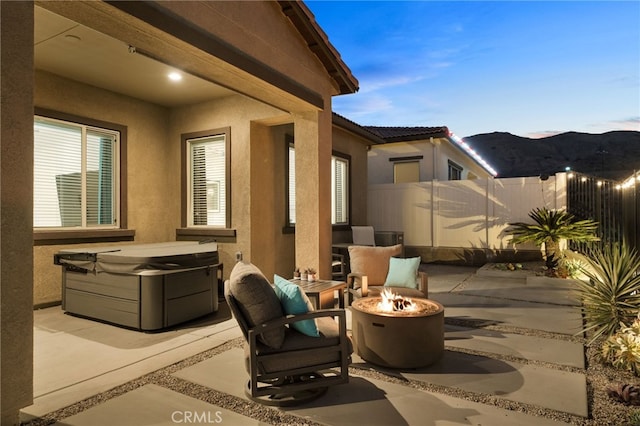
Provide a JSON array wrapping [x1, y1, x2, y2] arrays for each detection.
[[246, 317, 353, 374], [229, 262, 285, 349], [274, 274, 319, 337], [348, 244, 403, 286], [384, 256, 421, 289]]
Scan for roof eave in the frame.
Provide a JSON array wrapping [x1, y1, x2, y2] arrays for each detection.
[[332, 113, 386, 145], [381, 132, 449, 143], [278, 1, 359, 95], [446, 135, 498, 176]]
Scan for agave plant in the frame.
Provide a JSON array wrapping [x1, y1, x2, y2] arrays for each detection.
[[506, 207, 599, 268], [575, 242, 640, 343]]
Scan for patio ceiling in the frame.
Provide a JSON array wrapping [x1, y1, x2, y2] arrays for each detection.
[[34, 6, 236, 108]]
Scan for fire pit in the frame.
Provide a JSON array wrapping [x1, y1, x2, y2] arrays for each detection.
[[351, 289, 444, 368]]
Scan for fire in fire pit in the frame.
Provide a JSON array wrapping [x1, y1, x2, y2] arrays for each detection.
[[356, 290, 440, 317], [379, 288, 416, 312]]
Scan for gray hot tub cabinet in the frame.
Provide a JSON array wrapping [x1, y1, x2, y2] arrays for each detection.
[[55, 241, 222, 330]]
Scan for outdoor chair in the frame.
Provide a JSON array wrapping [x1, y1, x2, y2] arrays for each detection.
[[331, 252, 346, 281], [351, 225, 376, 246], [225, 261, 352, 406], [345, 244, 428, 306]]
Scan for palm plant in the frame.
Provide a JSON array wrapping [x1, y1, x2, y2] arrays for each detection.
[[575, 242, 640, 343], [506, 207, 599, 268]]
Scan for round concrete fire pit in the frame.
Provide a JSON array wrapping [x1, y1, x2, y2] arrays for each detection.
[[351, 297, 444, 369]]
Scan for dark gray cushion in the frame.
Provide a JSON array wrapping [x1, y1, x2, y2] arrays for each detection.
[[229, 261, 285, 349], [244, 317, 353, 373]]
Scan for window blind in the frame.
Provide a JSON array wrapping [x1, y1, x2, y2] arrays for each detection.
[[34, 117, 118, 228], [188, 135, 226, 227], [332, 157, 348, 224], [288, 146, 349, 226], [288, 146, 296, 225]]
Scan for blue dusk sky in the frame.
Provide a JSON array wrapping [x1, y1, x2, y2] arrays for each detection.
[[306, 0, 640, 138]]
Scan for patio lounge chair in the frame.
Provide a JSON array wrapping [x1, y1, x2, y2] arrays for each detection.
[[345, 244, 428, 306], [225, 261, 352, 406]]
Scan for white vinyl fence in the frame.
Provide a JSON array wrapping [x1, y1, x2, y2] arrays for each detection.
[[368, 173, 567, 250]]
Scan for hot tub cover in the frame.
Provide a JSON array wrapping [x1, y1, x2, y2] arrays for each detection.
[[55, 241, 219, 274]]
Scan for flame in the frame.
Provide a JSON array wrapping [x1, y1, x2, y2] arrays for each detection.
[[377, 288, 417, 313]]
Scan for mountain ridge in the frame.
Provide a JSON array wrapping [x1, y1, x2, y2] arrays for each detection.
[[464, 130, 640, 180]]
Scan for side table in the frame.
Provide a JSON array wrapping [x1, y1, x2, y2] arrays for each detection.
[[290, 279, 347, 310]]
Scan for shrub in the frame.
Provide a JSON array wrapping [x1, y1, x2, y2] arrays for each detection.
[[576, 242, 640, 343], [506, 207, 599, 269]]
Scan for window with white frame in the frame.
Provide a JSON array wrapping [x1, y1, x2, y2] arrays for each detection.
[[332, 155, 349, 224], [287, 144, 349, 226], [34, 116, 119, 229], [288, 145, 296, 225], [185, 131, 229, 227]]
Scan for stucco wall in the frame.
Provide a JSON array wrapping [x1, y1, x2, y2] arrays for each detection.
[[331, 125, 370, 234], [367, 140, 436, 184], [169, 95, 289, 277], [35, 70, 176, 239], [437, 141, 491, 180], [368, 138, 491, 184], [1, 1, 34, 422], [154, 1, 338, 97]]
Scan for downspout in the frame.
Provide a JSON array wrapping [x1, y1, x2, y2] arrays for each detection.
[[485, 177, 491, 257], [430, 137, 437, 248], [430, 137, 437, 180]]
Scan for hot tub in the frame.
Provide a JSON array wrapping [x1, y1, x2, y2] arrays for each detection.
[[54, 241, 222, 330]]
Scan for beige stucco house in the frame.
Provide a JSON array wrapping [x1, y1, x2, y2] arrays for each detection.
[[2, 1, 364, 423], [364, 126, 497, 183]]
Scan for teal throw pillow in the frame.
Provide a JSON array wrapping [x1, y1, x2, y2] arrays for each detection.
[[274, 274, 319, 337], [384, 257, 421, 289]]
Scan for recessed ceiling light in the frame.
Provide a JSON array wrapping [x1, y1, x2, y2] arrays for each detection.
[[64, 34, 81, 42], [168, 72, 182, 82]]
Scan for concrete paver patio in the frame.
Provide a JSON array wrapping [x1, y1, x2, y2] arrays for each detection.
[[21, 263, 587, 425]]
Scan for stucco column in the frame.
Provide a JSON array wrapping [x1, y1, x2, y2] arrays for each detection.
[[1, 1, 35, 424], [249, 121, 277, 275], [293, 110, 332, 279]]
